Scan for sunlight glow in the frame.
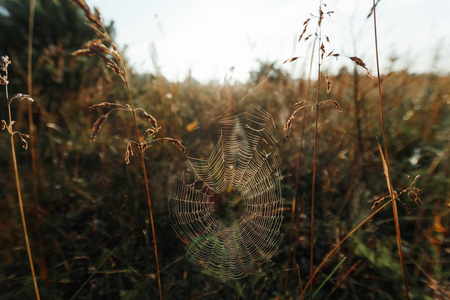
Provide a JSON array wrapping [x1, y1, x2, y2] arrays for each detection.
[[87, 0, 449, 82]]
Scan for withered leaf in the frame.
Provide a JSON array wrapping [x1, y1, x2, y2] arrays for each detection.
[[90, 114, 108, 142], [1, 120, 6, 130]]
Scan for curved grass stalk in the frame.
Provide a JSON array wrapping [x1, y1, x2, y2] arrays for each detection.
[[304, 199, 392, 293], [68, 1, 163, 298], [2, 56, 40, 299]]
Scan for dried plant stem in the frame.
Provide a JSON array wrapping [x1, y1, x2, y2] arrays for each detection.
[[27, 0, 47, 285], [284, 30, 317, 298], [27, 0, 38, 204], [352, 64, 366, 177], [68, 1, 163, 295], [310, 92, 318, 300], [124, 78, 162, 300], [6, 85, 40, 300], [310, 3, 322, 297], [372, 1, 409, 298], [304, 199, 392, 292], [139, 151, 162, 299]]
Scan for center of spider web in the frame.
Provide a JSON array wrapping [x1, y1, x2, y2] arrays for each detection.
[[212, 186, 245, 225]]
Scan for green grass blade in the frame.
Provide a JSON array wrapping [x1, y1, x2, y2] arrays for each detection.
[[312, 256, 347, 299]]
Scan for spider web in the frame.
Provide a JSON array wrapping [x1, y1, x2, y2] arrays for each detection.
[[169, 103, 284, 280]]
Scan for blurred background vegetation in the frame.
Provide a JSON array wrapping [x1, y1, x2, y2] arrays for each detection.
[[0, 0, 448, 299]]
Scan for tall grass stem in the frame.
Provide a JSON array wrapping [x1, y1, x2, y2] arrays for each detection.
[[371, 1, 409, 298], [124, 72, 162, 300], [310, 2, 322, 297], [5, 74, 40, 300]]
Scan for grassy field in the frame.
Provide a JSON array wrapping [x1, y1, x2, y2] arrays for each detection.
[[0, 0, 448, 299]]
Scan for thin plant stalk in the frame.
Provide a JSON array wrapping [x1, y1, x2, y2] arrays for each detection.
[[312, 256, 347, 299], [371, 1, 409, 298], [310, 2, 323, 297], [28, 0, 38, 203], [68, 1, 164, 296], [352, 64, 366, 177], [284, 31, 317, 298], [4, 68, 40, 300], [304, 199, 392, 292], [27, 0, 47, 285], [123, 67, 163, 300]]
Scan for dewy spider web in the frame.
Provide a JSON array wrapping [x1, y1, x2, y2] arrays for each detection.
[[169, 103, 284, 280]]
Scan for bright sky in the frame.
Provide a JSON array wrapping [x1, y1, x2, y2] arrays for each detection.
[[86, 0, 449, 83]]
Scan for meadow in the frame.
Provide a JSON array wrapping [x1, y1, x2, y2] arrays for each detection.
[[0, 0, 448, 299]]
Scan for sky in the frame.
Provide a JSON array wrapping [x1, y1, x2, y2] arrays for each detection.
[[86, 0, 449, 83]]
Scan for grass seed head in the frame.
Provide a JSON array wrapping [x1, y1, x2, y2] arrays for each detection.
[[0, 55, 10, 72], [164, 137, 187, 155], [349, 56, 373, 77], [125, 142, 134, 164], [90, 114, 108, 142]]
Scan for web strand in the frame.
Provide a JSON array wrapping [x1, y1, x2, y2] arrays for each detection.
[[169, 103, 284, 280]]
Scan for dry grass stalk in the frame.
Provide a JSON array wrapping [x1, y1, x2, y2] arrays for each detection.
[[283, 27, 318, 296], [371, 1, 410, 298], [69, 1, 188, 298], [69, 1, 166, 298], [282, 1, 379, 298], [1, 55, 40, 300]]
